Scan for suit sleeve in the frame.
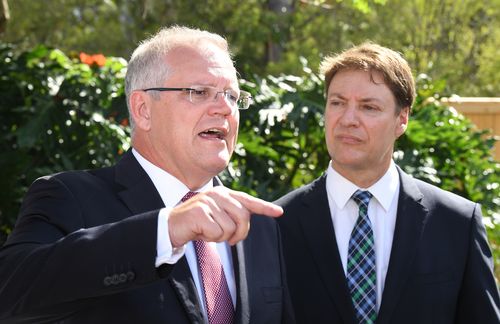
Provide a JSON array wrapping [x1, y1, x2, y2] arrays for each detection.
[[455, 204, 500, 323], [0, 176, 166, 319]]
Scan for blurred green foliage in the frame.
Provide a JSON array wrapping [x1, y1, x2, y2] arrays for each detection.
[[0, 44, 498, 276], [3, 0, 500, 96], [226, 61, 500, 273], [0, 44, 130, 239]]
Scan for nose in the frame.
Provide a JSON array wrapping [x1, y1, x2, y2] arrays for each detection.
[[338, 103, 359, 127], [209, 91, 234, 116]]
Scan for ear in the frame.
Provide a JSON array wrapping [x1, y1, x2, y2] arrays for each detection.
[[130, 91, 152, 131], [395, 106, 409, 138]]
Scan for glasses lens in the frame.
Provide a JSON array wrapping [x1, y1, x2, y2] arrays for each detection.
[[187, 86, 251, 109], [237, 91, 252, 110], [188, 87, 211, 104], [223, 90, 239, 106]]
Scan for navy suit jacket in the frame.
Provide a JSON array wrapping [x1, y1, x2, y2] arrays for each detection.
[[276, 167, 499, 324], [0, 151, 294, 323]]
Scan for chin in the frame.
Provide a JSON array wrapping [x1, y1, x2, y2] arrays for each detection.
[[333, 156, 367, 170], [207, 157, 230, 173]]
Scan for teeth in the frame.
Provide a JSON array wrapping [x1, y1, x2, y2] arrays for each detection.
[[200, 128, 225, 139]]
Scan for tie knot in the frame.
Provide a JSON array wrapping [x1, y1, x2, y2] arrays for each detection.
[[352, 190, 372, 208], [181, 191, 198, 203]]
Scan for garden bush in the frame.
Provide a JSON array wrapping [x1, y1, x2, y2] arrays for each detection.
[[1, 45, 498, 275], [0, 43, 130, 241]]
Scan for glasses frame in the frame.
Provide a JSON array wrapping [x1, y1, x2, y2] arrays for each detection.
[[140, 87, 252, 110]]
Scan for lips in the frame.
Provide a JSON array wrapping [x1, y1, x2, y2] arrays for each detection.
[[335, 134, 363, 144], [199, 127, 228, 140]]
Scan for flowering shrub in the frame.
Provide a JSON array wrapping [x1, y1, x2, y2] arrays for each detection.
[[79, 52, 107, 67], [1, 44, 498, 277], [0, 44, 130, 240]]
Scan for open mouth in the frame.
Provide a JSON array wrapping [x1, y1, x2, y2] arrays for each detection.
[[199, 128, 227, 140]]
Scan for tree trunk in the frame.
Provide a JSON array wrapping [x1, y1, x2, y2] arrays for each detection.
[[0, 0, 10, 34], [266, 0, 294, 63]]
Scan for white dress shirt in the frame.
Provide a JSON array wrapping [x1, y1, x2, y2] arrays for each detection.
[[131, 149, 237, 313], [325, 160, 400, 310]]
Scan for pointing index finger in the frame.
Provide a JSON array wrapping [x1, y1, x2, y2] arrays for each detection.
[[228, 190, 283, 217]]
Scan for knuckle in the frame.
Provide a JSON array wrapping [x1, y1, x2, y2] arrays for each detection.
[[226, 221, 237, 234]]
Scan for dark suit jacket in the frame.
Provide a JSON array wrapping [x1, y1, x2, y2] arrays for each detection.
[[276, 167, 500, 324], [0, 151, 294, 324]]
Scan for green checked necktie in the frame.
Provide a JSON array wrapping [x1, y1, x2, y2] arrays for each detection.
[[347, 190, 377, 324]]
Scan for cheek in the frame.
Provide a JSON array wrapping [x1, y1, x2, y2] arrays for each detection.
[[158, 112, 192, 145], [230, 112, 239, 139], [324, 112, 336, 136], [385, 118, 403, 139]]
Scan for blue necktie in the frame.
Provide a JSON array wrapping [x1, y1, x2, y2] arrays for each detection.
[[347, 190, 377, 324]]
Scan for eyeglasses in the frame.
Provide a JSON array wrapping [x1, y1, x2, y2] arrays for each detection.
[[141, 86, 253, 110]]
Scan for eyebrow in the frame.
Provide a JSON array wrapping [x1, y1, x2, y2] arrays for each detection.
[[328, 93, 383, 103]]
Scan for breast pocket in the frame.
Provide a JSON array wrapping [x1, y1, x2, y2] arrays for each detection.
[[412, 271, 457, 285]]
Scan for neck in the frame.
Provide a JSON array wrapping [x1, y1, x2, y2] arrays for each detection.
[[331, 161, 391, 188], [132, 141, 213, 191]]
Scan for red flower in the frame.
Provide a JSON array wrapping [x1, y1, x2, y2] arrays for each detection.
[[120, 118, 129, 127], [79, 52, 106, 67], [92, 54, 106, 67]]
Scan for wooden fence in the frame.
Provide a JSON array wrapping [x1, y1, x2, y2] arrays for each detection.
[[441, 97, 500, 161]]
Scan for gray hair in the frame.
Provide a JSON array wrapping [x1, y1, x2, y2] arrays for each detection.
[[124, 25, 231, 129]]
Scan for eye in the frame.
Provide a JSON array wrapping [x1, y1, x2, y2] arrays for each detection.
[[362, 104, 377, 111], [329, 100, 344, 107], [225, 90, 238, 103], [190, 88, 209, 98]]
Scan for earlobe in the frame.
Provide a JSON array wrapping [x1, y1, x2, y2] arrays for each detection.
[[130, 91, 151, 131], [400, 123, 408, 133], [396, 107, 410, 138]]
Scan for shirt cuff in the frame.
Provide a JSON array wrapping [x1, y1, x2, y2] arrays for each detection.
[[155, 207, 186, 267]]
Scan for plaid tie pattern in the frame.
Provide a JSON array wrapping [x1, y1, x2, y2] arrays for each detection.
[[180, 192, 235, 324], [347, 190, 377, 324]]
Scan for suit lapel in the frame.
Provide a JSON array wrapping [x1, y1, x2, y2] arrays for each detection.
[[114, 151, 204, 323], [300, 176, 357, 324], [233, 242, 250, 324], [115, 150, 165, 215], [377, 167, 428, 323], [169, 257, 205, 324]]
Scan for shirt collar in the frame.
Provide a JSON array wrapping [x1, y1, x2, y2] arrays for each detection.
[[326, 160, 399, 212], [132, 148, 213, 207]]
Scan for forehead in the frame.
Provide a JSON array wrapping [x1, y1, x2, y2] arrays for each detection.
[[328, 69, 394, 100], [165, 43, 237, 85]]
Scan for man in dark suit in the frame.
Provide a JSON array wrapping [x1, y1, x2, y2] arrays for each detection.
[[276, 42, 500, 324], [0, 26, 294, 323]]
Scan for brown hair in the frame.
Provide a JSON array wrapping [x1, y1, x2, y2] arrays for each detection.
[[319, 42, 415, 112]]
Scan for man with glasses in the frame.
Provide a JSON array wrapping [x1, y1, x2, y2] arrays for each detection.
[[0, 26, 294, 323]]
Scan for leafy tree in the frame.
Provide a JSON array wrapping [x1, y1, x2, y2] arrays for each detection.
[[0, 44, 129, 241], [374, 0, 500, 96], [2, 0, 499, 95]]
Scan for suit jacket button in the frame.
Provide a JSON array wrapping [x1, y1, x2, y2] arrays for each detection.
[[126, 271, 135, 281], [103, 276, 112, 286], [111, 274, 120, 285], [119, 273, 127, 283]]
